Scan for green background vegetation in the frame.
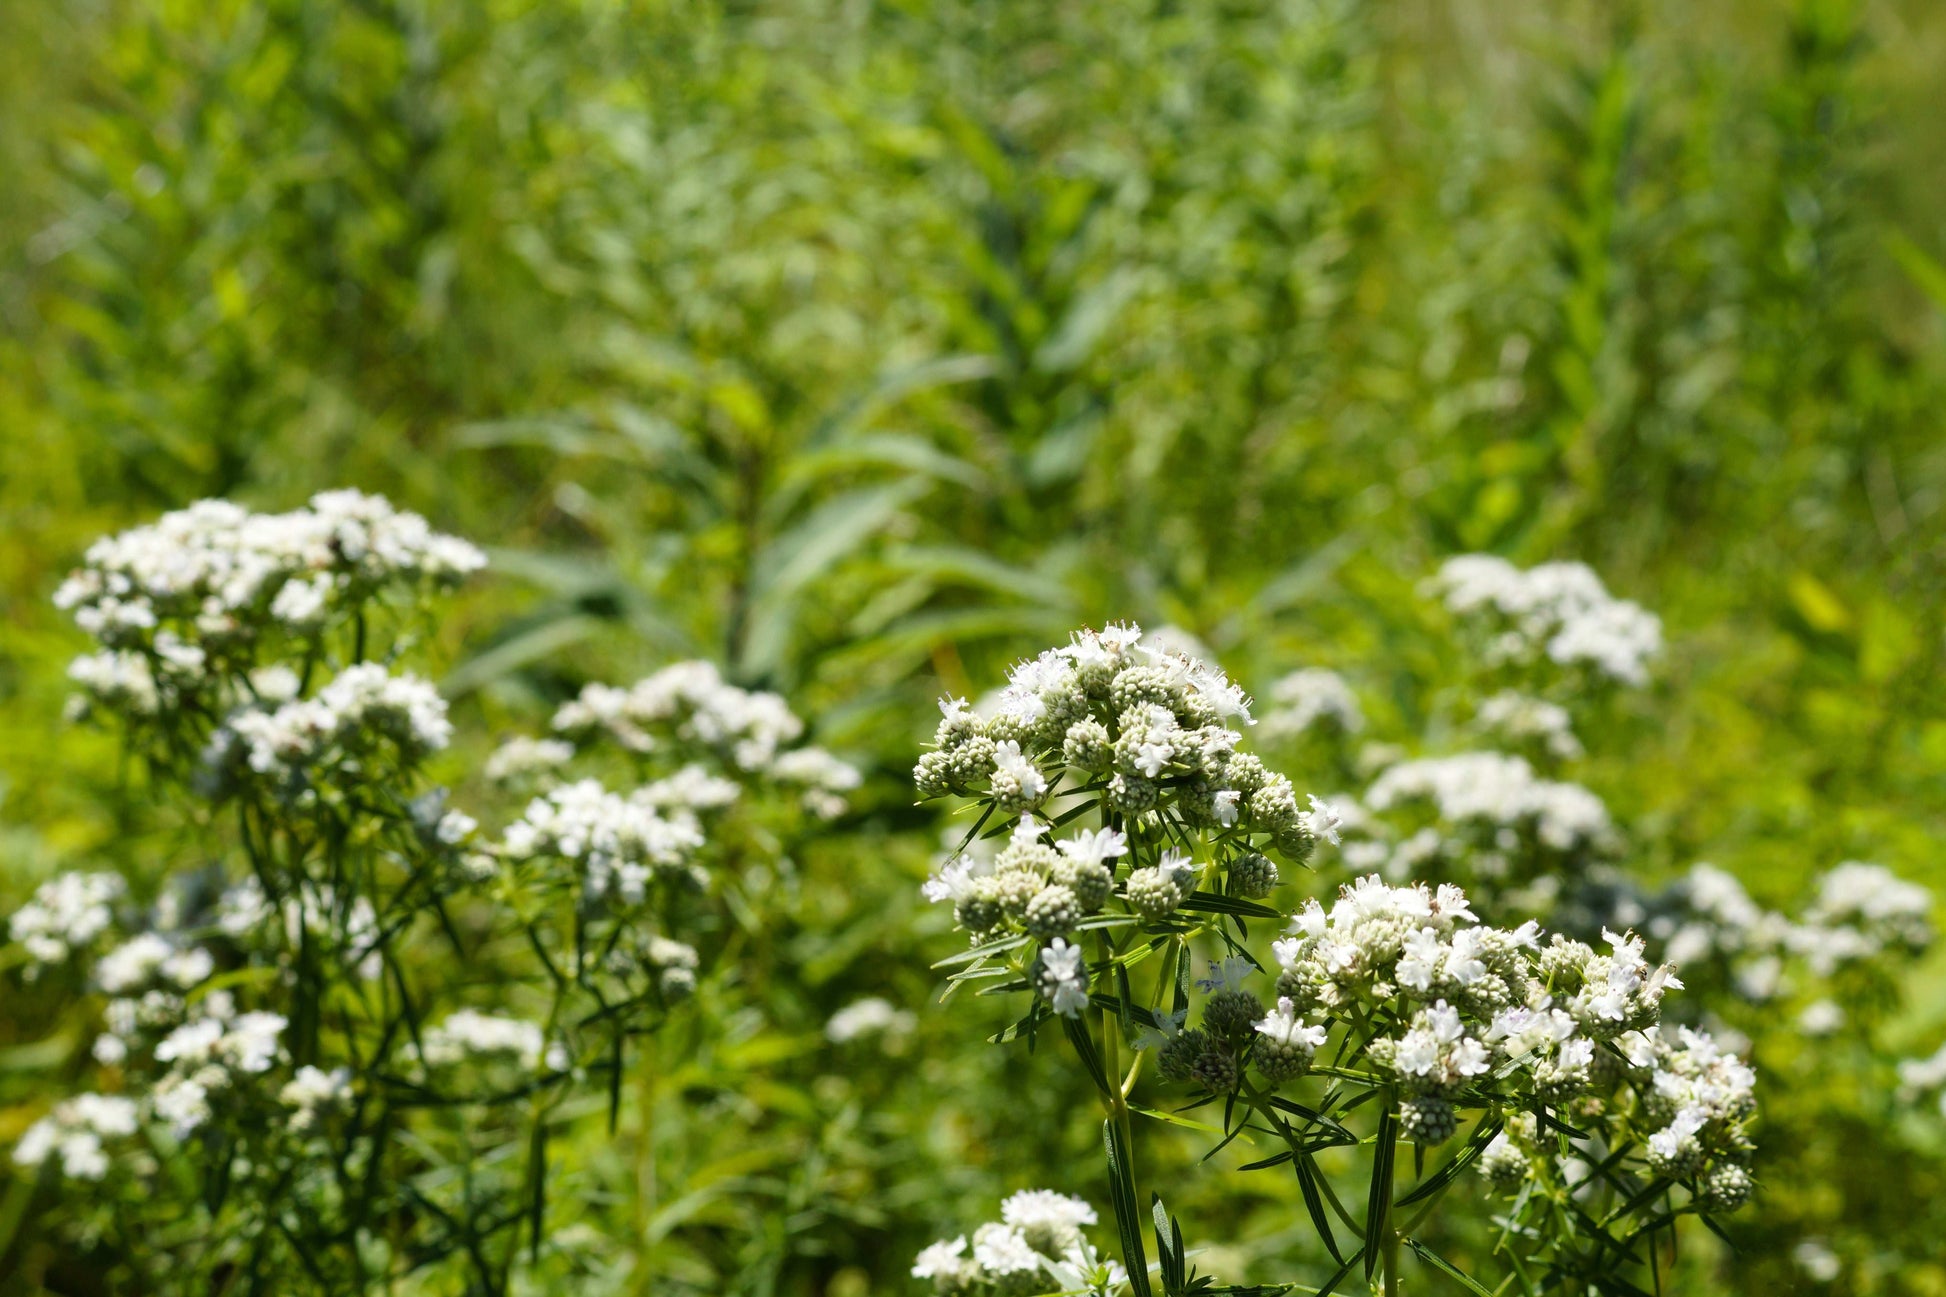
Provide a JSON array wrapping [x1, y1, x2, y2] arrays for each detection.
[[2, 0, 1943, 1293]]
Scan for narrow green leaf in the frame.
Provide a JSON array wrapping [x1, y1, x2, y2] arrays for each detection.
[[1152, 1195, 1186, 1296], [741, 479, 931, 674], [1294, 1153, 1343, 1265], [1063, 1015, 1112, 1097], [1104, 1120, 1153, 1297], [442, 613, 605, 697], [1395, 1117, 1503, 1207], [1401, 1237, 1493, 1296], [1178, 892, 1280, 920], [1313, 1244, 1365, 1297], [1695, 1213, 1737, 1253], [1364, 1108, 1397, 1281], [1127, 1105, 1226, 1135]]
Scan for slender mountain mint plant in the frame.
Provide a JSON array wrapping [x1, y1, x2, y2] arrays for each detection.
[[914, 625, 1757, 1296], [5, 494, 733, 1295]]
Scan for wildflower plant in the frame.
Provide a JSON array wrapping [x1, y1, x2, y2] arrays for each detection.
[[4, 494, 713, 1294], [915, 626, 1758, 1296], [1260, 557, 1658, 928], [479, 658, 861, 1053], [911, 1189, 1129, 1296]]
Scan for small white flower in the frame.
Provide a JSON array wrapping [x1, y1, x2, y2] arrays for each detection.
[[825, 997, 917, 1043], [1039, 939, 1090, 1017], [1301, 795, 1343, 846], [1057, 827, 1128, 868], [911, 1236, 969, 1281]]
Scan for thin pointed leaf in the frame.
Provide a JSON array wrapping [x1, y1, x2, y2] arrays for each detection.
[[1401, 1237, 1493, 1296], [1179, 892, 1280, 920], [1104, 1119, 1153, 1297], [1313, 1244, 1365, 1297], [1395, 1117, 1503, 1207], [1295, 1153, 1343, 1265], [1063, 1015, 1112, 1097], [1364, 1108, 1397, 1281]]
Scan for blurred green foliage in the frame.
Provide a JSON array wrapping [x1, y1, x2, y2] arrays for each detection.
[[3, 0, 1945, 1293]]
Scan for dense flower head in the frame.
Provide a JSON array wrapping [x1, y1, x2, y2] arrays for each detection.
[[55, 492, 484, 635], [496, 778, 706, 905], [8, 872, 124, 968], [1469, 1016, 1758, 1201], [1141, 875, 1739, 1184], [548, 660, 860, 817], [13, 1094, 141, 1181], [55, 492, 484, 724], [1365, 753, 1613, 856], [1634, 1025, 1758, 1175], [912, 1190, 1125, 1296], [1474, 692, 1583, 760], [1646, 860, 1933, 1016], [204, 663, 452, 789], [1431, 556, 1662, 686], [914, 623, 1280, 825], [915, 626, 1338, 1025], [1259, 667, 1365, 739], [422, 1010, 554, 1072]]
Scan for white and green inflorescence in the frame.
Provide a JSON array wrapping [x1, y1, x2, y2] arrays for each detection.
[[914, 624, 1757, 1296]]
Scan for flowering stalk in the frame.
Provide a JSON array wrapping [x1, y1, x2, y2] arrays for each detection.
[[915, 624, 1333, 1292], [915, 625, 1758, 1295], [4, 494, 798, 1294]]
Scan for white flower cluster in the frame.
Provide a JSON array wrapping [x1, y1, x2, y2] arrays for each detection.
[[1432, 556, 1662, 686], [911, 1189, 1126, 1296], [149, 1008, 290, 1136], [8, 871, 123, 968], [280, 1065, 353, 1132], [484, 735, 577, 785], [767, 746, 863, 819], [825, 997, 917, 1044], [633, 764, 744, 814], [422, 1010, 557, 1072], [13, 1094, 140, 1181], [1258, 667, 1365, 740], [1474, 692, 1583, 760], [1636, 1026, 1758, 1177], [1364, 752, 1613, 856], [1479, 1021, 1756, 1212], [91, 927, 228, 1067], [206, 663, 452, 784], [55, 492, 485, 643], [1650, 861, 1933, 1013], [1796, 862, 1933, 971], [916, 623, 1326, 848], [95, 932, 215, 996], [1148, 878, 1721, 1183], [550, 660, 860, 816], [65, 639, 205, 718], [1897, 1042, 1946, 1118], [921, 818, 1129, 953], [497, 779, 707, 905], [55, 493, 484, 721]]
